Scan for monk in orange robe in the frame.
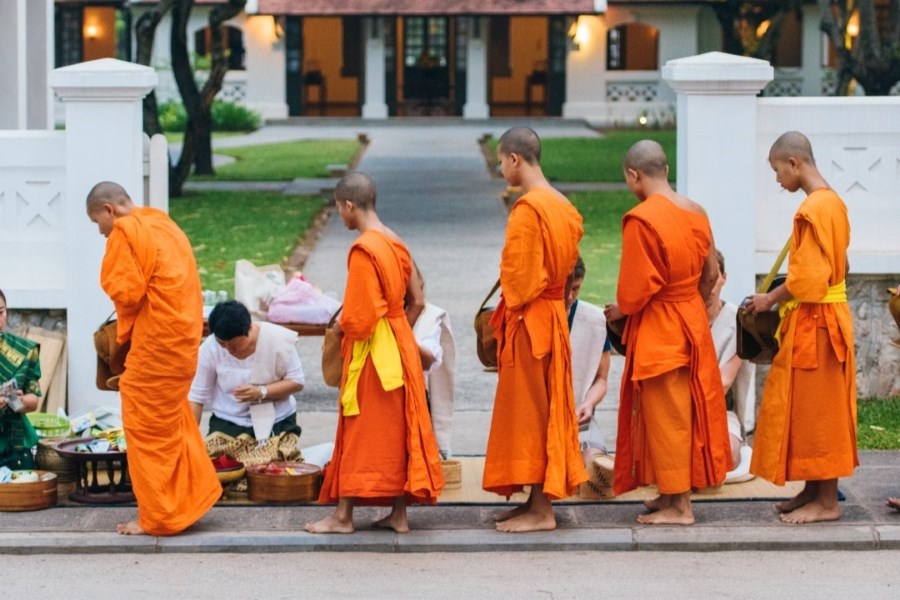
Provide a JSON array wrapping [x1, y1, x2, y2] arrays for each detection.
[[86, 181, 221, 536], [482, 127, 586, 533], [605, 140, 731, 525], [305, 172, 443, 534], [746, 131, 857, 524]]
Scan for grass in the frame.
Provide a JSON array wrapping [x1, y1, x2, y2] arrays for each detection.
[[569, 190, 636, 305], [162, 131, 245, 144], [192, 139, 361, 181], [857, 397, 900, 450], [487, 130, 677, 182], [169, 190, 326, 295]]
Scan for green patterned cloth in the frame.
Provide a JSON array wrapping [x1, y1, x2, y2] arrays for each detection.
[[0, 331, 42, 469]]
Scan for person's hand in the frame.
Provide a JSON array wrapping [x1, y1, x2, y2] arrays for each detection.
[[576, 403, 595, 426], [743, 293, 774, 316], [604, 303, 624, 322], [233, 384, 263, 403]]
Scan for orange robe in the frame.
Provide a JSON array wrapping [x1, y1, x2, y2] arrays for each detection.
[[318, 230, 444, 504], [613, 194, 731, 496], [101, 207, 220, 536], [750, 189, 857, 485], [482, 188, 587, 500]]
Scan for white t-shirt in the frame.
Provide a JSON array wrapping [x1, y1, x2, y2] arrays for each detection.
[[189, 323, 305, 428]]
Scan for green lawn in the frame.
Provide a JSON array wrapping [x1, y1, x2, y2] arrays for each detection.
[[570, 191, 636, 305], [163, 131, 245, 145], [857, 397, 900, 450], [192, 139, 361, 181], [487, 130, 676, 182], [169, 190, 326, 295]]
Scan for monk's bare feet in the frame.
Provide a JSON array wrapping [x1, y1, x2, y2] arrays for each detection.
[[887, 497, 900, 511], [304, 514, 354, 534], [643, 495, 673, 512], [493, 503, 530, 523], [495, 510, 556, 533], [780, 501, 841, 524], [372, 512, 410, 533], [116, 520, 146, 535], [775, 484, 816, 514], [636, 506, 695, 526]]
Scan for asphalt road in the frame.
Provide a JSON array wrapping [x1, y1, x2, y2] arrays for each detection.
[[6, 550, 897, 599]]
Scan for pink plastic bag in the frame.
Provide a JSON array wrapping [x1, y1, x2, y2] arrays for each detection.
[[266, 275, 341, 325]]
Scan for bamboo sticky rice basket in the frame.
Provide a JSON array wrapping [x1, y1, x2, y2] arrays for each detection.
[[247, 462, 321, 503], [0, 471, 58, 511]]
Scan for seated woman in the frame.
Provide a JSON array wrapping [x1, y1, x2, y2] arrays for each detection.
[[0, 288, 42, 469], [190, 300, 304, 440]]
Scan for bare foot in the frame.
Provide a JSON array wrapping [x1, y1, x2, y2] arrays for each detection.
[[116, 520, 146, 535], [643, 495, 673, 512], [887, 497, 900, 511], [779, 502, 841, 524], [775, 487, 816, 514], [493, 502, 530, 523], [495, 510, 556, 533], [373, 512, 410, 534], [305, 514, 354, 534], [636, 507, 695, 526]]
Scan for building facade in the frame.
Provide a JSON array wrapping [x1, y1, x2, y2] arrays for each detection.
[[54, 0, 854, 124]]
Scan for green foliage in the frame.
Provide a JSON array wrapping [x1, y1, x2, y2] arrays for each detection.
[[487, 130, 677, 182], [169, 190, 326, 295], [210, 100, 261, 131], [194, 139, 361, 181], [569, 191, 636, 305], [857, 397, 900, 450], [158, 100, 261, 133], [159, 100, 188, 132]]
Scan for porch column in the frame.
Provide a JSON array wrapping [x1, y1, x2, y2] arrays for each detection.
[[51, 59, 158, 415], [463, 17, 489, 119], [0, 0, 27, 129], [362, 17, 388, 119], [26, 0, 54, 129], [662, 52, 772, 301]]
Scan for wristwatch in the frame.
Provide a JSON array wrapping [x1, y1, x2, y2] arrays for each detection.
[[257, 386, 267, 403]]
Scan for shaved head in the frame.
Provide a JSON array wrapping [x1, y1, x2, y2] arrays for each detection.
[[770, 131, 815, 164], [623, 140, 668, 178], [498, 127, 541, 165], [335, 171, 376, 210], [86, 181, 132, 212]]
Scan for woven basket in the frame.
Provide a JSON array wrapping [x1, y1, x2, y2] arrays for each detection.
[[0, 471, 58, 511], [26, 413, 70, 438], [441, 460, 462, 490], [35, 439, 78, 483], [247, 462, 321, 503]]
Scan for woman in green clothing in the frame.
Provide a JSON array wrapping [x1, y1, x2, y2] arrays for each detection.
[[0, 289, 42, 469]]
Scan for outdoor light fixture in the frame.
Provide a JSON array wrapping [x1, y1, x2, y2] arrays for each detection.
[[567, 16, 590, 51], [756, 20, 770, 38], [85, 24, 99, 40], [272, 15, 285, 40], [846, 10, 860, 37]]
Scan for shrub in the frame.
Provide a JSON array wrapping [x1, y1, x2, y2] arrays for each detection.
[[158, 100, 187, 132], [157, 100, 261, 133], [210, 100, 261, 131]]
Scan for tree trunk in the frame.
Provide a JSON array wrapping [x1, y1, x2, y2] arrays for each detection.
[[134, 0, 173, 138], [192, 0, 247, 176], [169, 0, 199, 196]]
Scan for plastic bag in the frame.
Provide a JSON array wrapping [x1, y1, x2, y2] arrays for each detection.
[[267, 275, 341, 325]]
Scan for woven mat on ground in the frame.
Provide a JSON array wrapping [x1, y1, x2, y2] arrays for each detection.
[[437, 457, 803, 505]]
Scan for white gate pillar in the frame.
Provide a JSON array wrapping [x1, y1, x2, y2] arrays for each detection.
[[662, 52, 773, 301], [463, 17, 489, 120], [50, 58, 157, 415]]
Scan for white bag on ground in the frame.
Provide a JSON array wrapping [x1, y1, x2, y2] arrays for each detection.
[[267, 275, 341, 325], [234, 259, 286, 319]]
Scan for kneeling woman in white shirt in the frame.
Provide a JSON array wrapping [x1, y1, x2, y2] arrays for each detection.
[[190, 300, 305, 440]]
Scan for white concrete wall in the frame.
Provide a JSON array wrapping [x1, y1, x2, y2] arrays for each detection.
[[241, 14, 287, 119], [755, 97, 900, 274], [0, 132, 67, 308]]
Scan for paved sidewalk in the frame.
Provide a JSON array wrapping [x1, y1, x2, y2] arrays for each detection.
[[1, 450, 899, 554]]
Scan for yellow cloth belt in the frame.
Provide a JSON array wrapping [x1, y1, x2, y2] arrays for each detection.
[[340, 317, 404, 416], [776, 280, 847, 344]]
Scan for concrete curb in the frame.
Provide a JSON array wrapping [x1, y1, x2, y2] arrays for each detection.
[[3, 526, 899, 555]]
